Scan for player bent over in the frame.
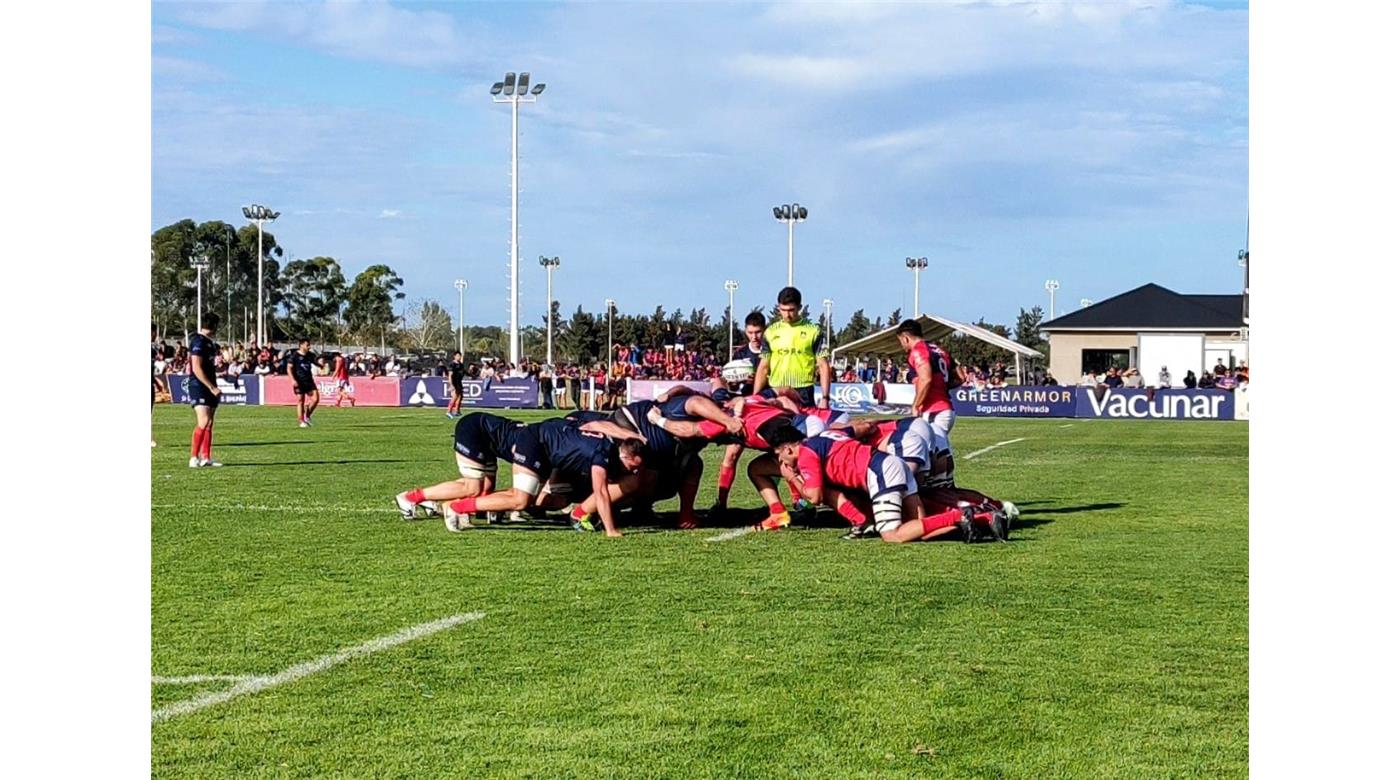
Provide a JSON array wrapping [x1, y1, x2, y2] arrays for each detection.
[[441, 418, 646, 537], [915, 434, 1017, 542], [394, 412, 525, 520]]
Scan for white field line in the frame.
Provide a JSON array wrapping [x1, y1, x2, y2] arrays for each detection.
[[1058, 424, 1074, 428], [151, 612, 485, 723], [153, 674, 256, 685], [963, 438, 1027, 460], [705, 525, 757, 543], [151, 502, 386, 514]]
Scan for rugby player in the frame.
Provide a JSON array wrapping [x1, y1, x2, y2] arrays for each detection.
[[394, 411, 526, 520], [287, 339, 320, 428], [331, 352, 355, 407], [895, 319, 960, 442], [186, 312, 223, 468], [752, 286, 831, 409], [445, 351, 466, 419], [441, 417, 646, 537]]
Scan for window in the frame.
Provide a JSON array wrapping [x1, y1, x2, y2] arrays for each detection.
[[1082, 349, 1129, 374]]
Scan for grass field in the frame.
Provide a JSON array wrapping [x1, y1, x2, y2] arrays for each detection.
[[151, 404, 1247, 778]]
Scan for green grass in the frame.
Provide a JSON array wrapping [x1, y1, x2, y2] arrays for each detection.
[[152, 405, 1247, 778]]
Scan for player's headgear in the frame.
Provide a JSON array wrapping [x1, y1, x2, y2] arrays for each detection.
[[721, 359, 755, 385], [896, 319, 923, 337]]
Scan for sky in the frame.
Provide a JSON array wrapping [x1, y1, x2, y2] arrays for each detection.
[[151, 0, 1248, 330]]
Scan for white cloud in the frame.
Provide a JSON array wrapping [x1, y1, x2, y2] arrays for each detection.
[[152, 55, 227, 83], [378, 209, 401, 218]]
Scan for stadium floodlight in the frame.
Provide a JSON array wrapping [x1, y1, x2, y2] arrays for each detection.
[[454, 279, 468, 354], [242, 203, 279, 346], [539, 256, 561, 365], [724, 280, 739, 355], [905, 257, 929, 317], [190, 242, 212, 332], [604, 298, 617, 390], [489, 70, 547, 367], [1045, 279, 1060, 320], [822, 297, 834, 348], [772, 202, 809, 287], [1080, 298, 1093, 309]]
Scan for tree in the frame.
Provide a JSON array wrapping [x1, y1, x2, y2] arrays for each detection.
[[278, 257, 347, 345], [344, 264, 405, 342], [1015, 306, 1048, 355], [887, 307, 903, 327], [839, 309, 872, 343], [946, 319, 1013, 372], [401, 298, 454, 352], [559, 305, 602, 364]]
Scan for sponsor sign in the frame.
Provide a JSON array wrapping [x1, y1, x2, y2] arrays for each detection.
[[400, 377, 541, 408], [167, 374, 261, 405], [953, 386, 1077, 418], [627, 380, 713, 403], [262, 375, 402, 406], [1075, 387, 1235, 420]]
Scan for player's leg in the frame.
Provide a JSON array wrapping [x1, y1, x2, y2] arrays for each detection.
[[677, 453, 703, 529], [442, 463, 544, 531], [305, 388, 320, 420], [396, 454, 493, 519], [746, 453, 791, 529], [711, 443, 745, 512], [681, 395, 743, 435], [569, 472, 647, 530], [295, 387, 306, 425]]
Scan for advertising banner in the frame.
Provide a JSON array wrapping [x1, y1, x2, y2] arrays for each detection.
[[1074, 387, 1236, 421], [627, 380, 713, 403], [400, 377, 541, 409], [262, 375, 402, 406], [953, 386, 1078, 418], [167, 374, 261, 405]]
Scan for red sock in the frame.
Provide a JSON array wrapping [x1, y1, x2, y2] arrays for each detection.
[[406, 488, 425, 504], [571, 504, 590, 520], [836, 500, 866, 526], [972, 511, 995, 527], [200, 428, 213, 460], [922, 508, 962, 535], [190, 428, 203, 457], [768, 501, 786, 515], [449, 497, 477, 514]]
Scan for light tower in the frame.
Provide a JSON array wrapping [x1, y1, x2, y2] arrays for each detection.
[[905, 256, 928, 317], [539, 255, 560, 365], [454, 279, 468, 354], [489, 71, 547, 367], [604, 298, 617, 372], [241, 203, 280, 346], [723, 280, 739, 355], [822, 297, 834, 348], [771, 202, 808, 287], [1045, 279, 1060, 320], [190, 242, 211, 332]]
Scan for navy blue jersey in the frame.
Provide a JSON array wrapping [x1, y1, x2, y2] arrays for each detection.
[[454, 412, 524, 465], [564, 410, 611, 425], [188, 333, 218, 380], [619, 401, 678, 459], [449, 361, 465, 385], [289, 351, 317, 383], [733, 342, 764, 369], [533, 418, 612, 479]]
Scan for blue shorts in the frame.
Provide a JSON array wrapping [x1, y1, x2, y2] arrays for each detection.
[[509, 427, 551, 478], [186, 378, 219, 409]]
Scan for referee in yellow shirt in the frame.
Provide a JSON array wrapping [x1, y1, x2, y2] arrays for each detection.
[[752, 286, 832, 409]]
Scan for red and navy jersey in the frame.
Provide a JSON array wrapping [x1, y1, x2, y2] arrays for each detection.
[[534, 418, 613, 479], [332, 355, 348, 381], [733, 342, 764, 369], [289, 351, 317, 383], [697, 397, 793, 449], [188, 332, 218, 380], [907, 340, 955, 415], [797, 431, 874, 493]]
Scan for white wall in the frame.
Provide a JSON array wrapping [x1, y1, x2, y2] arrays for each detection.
[[1138, 333, 1204, 386]]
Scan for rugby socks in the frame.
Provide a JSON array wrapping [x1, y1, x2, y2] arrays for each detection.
[[768, 501, 786, 516], [922, 508, 963, 535], [405, 488, 425, 505], [715, 466, 736, 505], [199, 427, 213, 460], [836, 500, 866, 526], [449, 497, 477, 514], [190, 428, 203, 457], [570, 505, 593, 522]]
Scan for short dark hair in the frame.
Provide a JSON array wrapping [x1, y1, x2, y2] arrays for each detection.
[[299, 338, 311, 346], [768, 424, 806, 447], [203, 312, 220, 331], [744, 311, 766, 329], [619, 439, 647, 461], [777, 287, 802, 306], [896, 319, 923, 338]]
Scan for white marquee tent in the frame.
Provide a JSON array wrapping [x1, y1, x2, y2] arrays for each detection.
[[831, 314, 1042, 380]]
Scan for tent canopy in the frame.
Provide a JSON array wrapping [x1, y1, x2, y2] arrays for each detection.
[[831, 314, 1042, 361]]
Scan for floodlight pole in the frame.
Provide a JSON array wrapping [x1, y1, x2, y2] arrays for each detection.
[[605, 298, 616, 372], [454, 279, 468, 354], [1045, 279, 1060, 320], [905, 257, 928, 317], [822, 298, 834, 347], [491, 72, 546, 367], [773, 203, 807, 287], [191, 243, 210, 332], [243, 204, 279, 346], [224, 231, 232, 332], [724, 279, 739, 356], [540, 256, 560, 365]]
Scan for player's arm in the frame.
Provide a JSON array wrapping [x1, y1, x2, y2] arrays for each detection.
[[794, 451, 824, 503], [646, 406, 707, 438], [578, 420, 645, 442], [591, 465, 621, 537], [682, 394, 743, 435], [771, 395, 802, 415], [817, 356, 833, 409], [912, 360, 935, 410], [191, 346, 219, 395], [752, 356, 771, 396]]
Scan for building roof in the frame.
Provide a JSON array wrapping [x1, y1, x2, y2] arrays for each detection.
[[832, 314, 1042, 360], [1041, 283, 1244, 331]]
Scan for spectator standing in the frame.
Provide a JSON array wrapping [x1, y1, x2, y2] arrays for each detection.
[[1122, 368, 1143, 388], [1103, 367, 1124, 388], [1183, 370, 1198, 389], [1158, 366, 1172, 388]]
